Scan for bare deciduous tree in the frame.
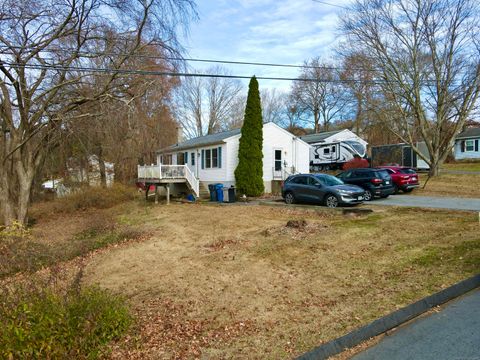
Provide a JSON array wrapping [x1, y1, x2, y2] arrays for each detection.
[[0, 0, 196, 225], [291, 57, 348, 133], [174, 67, 243, 138], [342, 0, 480, 176], [261, 88, 284, 124]]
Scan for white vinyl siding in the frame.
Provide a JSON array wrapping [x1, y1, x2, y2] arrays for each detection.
[[157, 122, 311, 191]]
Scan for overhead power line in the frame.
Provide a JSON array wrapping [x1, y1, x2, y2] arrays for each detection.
[[4, 62, 387, 84], [0, 44, 381, 73], [311, 0, 350, 10]]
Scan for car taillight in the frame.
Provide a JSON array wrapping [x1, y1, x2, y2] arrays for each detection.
[[371, 178, 383, 184], [401, 175, 410, 180]]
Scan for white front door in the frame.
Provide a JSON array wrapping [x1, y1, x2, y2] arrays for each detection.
[[273, 149, 283, 179]]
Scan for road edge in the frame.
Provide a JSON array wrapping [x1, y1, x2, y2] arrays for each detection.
[[297, 273, 480, 360]]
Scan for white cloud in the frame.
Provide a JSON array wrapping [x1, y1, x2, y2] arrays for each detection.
[[184, 0, 354, 90]]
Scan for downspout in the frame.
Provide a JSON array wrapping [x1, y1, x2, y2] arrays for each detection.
[[292, 137, 297, 174]]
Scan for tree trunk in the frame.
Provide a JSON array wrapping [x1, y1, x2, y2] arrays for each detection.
[[0, 171, 15, 226], [98, 156, 107, 187], [314, 109, 320, 133]]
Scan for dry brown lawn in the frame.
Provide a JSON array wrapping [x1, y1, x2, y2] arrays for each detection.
[[76, 202, 480, 359], [413, 173, 480, 198], [441, 161, 480, 172]]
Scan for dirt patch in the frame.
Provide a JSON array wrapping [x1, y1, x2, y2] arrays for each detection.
[[286, 219, 307, 229]]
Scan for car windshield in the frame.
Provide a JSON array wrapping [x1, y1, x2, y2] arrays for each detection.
[[316, 174, 344, 186], [399, 168, 416, 174]]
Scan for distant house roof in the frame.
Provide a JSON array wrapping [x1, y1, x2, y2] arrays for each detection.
[[299, 130, 343, 144], [456, 127, 480, 140], [159, 128, 241, 153]]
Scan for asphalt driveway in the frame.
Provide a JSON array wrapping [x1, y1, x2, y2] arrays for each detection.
[[372, 195, 480, 211], [352, 289, 480, 360]]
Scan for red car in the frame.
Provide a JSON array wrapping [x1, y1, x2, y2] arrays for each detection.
[[376, 166, 420, 193]]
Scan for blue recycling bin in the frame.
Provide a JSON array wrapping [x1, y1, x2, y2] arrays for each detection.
[[215, 183, 224, 202]]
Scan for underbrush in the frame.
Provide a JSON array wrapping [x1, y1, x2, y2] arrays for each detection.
[[0, 271, 131, 359], [53, 183, 137, 213], [0, 217, 145, 279]]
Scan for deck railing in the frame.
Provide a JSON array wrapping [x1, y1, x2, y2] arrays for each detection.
[[137, 164, 199, 197], [272, 166, 296, 180]]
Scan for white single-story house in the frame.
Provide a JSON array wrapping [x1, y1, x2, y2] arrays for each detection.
[[454, 128, 480, 160], [157, 122, 311, 193]]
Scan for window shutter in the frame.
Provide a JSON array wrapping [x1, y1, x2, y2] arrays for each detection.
[[201, 149, 205, 169], [218, 146, 222, 168], [184, 152, 188, 164], [475, 140, 479, 152], [461, 140, 465, 152]]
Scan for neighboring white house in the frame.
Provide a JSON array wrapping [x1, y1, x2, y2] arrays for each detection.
[[454, 128, 480, 160], [300, 129, 368, 171], [68, 155, 115, 187], [157, 122, 311, 193]]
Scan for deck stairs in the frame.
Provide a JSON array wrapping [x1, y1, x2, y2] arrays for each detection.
[[137, 164, 200, 198]]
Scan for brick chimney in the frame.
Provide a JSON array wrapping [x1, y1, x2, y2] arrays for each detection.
[[176, 126, 184, 144]]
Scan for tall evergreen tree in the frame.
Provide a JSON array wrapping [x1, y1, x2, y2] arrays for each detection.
[[235, 76, 264, 196]]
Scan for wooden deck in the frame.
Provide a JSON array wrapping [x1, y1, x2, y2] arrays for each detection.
[[137, 164, 200, 202]]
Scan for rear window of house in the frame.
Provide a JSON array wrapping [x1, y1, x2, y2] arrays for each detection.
[[399, 168, 416, 174]]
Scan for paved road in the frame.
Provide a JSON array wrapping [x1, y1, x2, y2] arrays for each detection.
[[353, 289, 480, 360], [372, 195, 480, 211]]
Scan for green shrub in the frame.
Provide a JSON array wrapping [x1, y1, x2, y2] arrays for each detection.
[[0, 284, 131, 359]]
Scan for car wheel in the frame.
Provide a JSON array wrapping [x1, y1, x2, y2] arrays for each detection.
[[393, 184, 399, 194], [380, 194, 389, 198], [285, 192, 295, 204], [364, 189, 373, 201], [325, 194, 339, 208]]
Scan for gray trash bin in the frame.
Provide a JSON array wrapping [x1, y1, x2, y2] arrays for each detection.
[[222, 187, 230, 203]]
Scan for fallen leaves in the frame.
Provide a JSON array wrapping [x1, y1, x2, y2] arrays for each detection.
[[109, 298, 258, 359]]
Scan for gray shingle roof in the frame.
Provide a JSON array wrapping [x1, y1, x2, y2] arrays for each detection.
[[159, 128, 241, 153], [457, 127, 480, 139], [299, 130, 343, 144]]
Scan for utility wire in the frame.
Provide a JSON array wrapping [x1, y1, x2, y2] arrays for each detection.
[[4, 62, 388, 84], [0, 44, 381, 73], [311, 0, 350, 10]]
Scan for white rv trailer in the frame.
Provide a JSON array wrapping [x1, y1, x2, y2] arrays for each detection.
[[300, 130, 368, 171]]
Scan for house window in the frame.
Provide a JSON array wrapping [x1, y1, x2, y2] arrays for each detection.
[[274, 150, 282, 171], [204, 148, 220, 169], [191, 152, 195, 166], [465, 140, 475, 152], [205, 149, 211, 168], [212, 148, 218, 168]]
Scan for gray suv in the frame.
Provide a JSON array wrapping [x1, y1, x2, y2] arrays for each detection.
[[282, 174, 365, 208]]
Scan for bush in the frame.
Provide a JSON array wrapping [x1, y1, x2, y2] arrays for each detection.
[[54, 183, 136, 213], [0, 283, 131, 359]]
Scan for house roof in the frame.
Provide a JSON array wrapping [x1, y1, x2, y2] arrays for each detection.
[[159, 128, 241, 153], [299, 130, 343, 143], [456, 127, 480, 140]]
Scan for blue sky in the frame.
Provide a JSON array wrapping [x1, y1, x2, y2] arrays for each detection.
[[182, 0, 353, 91]]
